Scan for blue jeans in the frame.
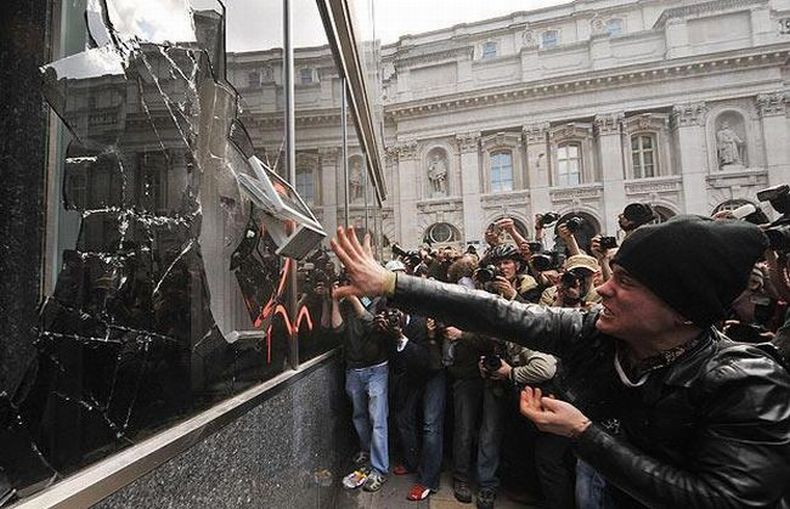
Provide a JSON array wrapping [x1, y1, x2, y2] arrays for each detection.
[[577, 460, 618, 509], [395, 370, 446, 490], [346, 363, 389, 475]]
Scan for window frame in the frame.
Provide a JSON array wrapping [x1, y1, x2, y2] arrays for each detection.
[[541, 30, 558, 49], [556, 142, 582, 187], [630, 133, 657, 179], [489, 150, 514, 192], [606, 18, 623, 37], [481, 41, 497, 60]]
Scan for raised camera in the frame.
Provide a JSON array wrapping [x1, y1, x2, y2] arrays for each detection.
[[765, 225, 790, 253], [474, 264, 500, 283], [530, 252, 557, 272], [565, 216, 584, 233], [537, 212, 560, 229], [482, 354, 502, 372], [599, 236, 618, 250]]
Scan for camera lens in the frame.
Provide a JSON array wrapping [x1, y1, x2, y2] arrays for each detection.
[[483, 355, 502, 371]]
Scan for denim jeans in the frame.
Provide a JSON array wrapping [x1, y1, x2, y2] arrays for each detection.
[[394, 370, 446, 490], [576, 460, 619, 509], [452, 378, 507, 489], [346, 362, 389, 475]]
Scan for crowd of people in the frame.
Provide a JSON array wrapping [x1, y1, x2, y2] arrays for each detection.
[[309, 184, 790, 508]]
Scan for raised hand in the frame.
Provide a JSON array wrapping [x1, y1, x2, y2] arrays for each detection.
[[330, 226, 390, 299]]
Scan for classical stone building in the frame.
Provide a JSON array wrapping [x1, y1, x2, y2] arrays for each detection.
[[224, 0, 790, 251], [379, 0, 790, 249]]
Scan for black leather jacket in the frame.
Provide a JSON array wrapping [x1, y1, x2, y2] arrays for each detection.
[[392, 275, 790, 508]]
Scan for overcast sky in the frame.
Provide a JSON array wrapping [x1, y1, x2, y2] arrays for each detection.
[[220, 0, 572, 52]]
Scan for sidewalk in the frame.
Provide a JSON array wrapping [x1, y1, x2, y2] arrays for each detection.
[[336, 470, 541, 509]]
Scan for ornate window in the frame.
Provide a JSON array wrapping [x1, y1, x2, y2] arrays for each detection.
[[424, 222, 460, 244], [490, 151, 513, 192], [631, 134, 657, 178], [541, 30, 558, 49], [481, 41, 497, 59], [606, 18, 623, 37], [557, 143, 582, 187]]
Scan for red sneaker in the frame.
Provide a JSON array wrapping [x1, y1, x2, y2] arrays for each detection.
[[407, 483, 431, 501], [393, 464, 411, 476]]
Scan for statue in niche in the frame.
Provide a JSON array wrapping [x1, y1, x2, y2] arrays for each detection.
[[349, 160, 363, 201], [716, 121, 745, 169], [427, 153, 448, 196]]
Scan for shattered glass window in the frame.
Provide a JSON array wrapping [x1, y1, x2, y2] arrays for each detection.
[[2, 0, 309, 498]]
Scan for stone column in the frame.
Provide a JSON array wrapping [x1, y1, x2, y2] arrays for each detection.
[[318, 147, 339, 235], [594, 113, 626, 235], [456, 132, 483, 244], [757, 92, 790, 188], [672, 102, 709, 214], [394, 141, 419, 245], [523, 123, 551, 227]]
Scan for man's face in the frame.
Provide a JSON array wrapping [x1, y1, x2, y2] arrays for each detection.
[[496, 258, 518, 281], [595, 266, 682, 340]]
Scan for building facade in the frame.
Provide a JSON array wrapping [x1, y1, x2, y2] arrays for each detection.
[[375, 0, 790, 248]]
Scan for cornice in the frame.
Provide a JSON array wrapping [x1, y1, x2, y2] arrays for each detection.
[[523, 123, 550, 144], [624, 176, 683, 196], [653, 0, 767, 29], [384, 46, 790, 121], [455, 132, 481, 153], [594, 113, 624, 135], [671, 102, 708, 128], [392, 46, 474, 70], [481, 131, 521, 151], [393, 141, 419, 160], [550, 184, 604, 204]]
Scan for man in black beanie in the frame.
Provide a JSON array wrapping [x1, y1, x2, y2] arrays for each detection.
[[330, 215, 790, 508]]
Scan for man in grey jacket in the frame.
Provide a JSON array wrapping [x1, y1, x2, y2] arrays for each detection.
[[330, 215, 790, 508]]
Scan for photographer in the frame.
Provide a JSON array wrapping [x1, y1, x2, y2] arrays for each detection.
[[592, 203, 657, 283], [331, 216, 790, 508], [330, 283, 390, 493], [539, 255, 601, 309], [478, 245, 540, 303]]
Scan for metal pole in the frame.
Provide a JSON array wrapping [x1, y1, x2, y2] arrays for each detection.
[[342, 78, 349, 228], [283, 0, 298, 369]]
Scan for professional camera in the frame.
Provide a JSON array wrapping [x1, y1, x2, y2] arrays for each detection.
[[375, 308, 404, 335], [564, 216, 584, 233], [530, 251, 560, 272], [536, 212, 560, 229], [482, 354, 502, 372], [474, 264, 500, 283], [527, 241, 543, 253], [560, 269, 587, 288], [392, 243, 423, 267], [599, 236, 618, 250], [758, 185, 790, 252]]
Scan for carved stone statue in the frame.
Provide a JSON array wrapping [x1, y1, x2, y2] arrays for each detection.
[[349, 160, 363, 201], [427, 153, 448, 196], [716, 121, 744, 168]]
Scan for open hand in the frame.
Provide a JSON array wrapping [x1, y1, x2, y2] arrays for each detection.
[[520, 386, 591, 438], [330, 226, 389, 299]]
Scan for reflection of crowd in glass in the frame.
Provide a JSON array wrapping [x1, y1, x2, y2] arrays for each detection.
[[316, 184, 790, 508]]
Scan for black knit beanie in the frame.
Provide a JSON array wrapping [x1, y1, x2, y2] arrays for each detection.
[[612, 215, 768, 327]]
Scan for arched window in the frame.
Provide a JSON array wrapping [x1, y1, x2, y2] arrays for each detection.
[[423, 223, 461, 244], [631, 134, 657, 178], [490, 151, 513, 192], [541, 30, 558, 49], [606, 18, 623, 37], [481, 41, 497, 59], [557, 143, 582, 187]]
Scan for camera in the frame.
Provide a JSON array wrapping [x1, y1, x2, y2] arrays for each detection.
[[537, 212, 560, 229], [757, 184, 790, 215], [765, 225, 790, 253], [560, 269, 587, 288], [474, 264, 500, 283], [482, 354, 502, 372], [376, 308, 404, 334], [564, 216, 584, 233], [599, 236, 618, 250], [530, 252, 559, 272], [527, 241, 543, 253], [392, 243, 423, 267]]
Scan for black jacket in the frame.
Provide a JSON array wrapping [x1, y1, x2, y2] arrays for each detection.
[[391, 275, 790, 508]]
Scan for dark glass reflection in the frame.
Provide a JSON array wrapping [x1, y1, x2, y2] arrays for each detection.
[[1, 1, 294, 498]]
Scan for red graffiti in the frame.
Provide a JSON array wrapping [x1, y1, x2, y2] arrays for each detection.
[[252, 255, 315, 364]]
